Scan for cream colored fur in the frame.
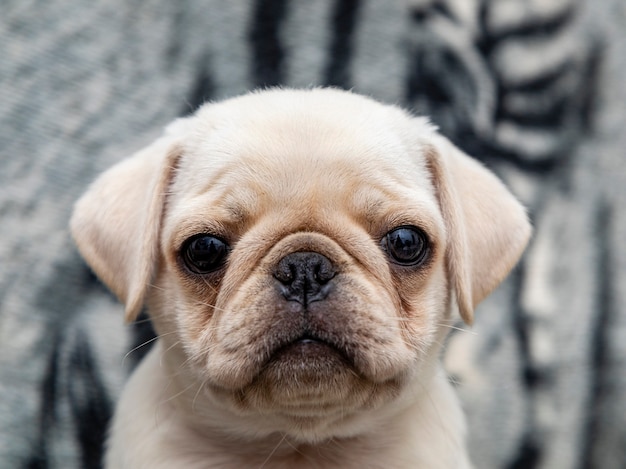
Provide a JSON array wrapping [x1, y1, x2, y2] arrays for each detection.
[[71, 88, 531, 469]]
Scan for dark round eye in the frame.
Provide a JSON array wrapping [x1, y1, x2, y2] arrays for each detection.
[[182, 235, 230, 274], [382, 226, 429, 266]]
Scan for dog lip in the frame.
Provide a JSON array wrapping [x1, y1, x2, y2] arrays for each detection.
[[275, 334, 330, 351], [269, 333, 353, 366], [295, 334, 322, 345], [297, 337, 318, 345]]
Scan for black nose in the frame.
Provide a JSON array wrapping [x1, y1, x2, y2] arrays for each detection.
[[273, 252, 336, 305]]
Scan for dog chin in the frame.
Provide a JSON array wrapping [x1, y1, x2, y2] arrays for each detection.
[[253, 338, 365, 405], [203, 338, 405, 437], [266, 337, 354, 379]]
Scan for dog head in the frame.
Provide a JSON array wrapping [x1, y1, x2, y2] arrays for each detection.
[[71, 88, 530, 441]]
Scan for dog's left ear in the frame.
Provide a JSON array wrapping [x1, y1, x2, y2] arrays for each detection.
[[71, 121, 186, 322], [425, 135, 532, 325]]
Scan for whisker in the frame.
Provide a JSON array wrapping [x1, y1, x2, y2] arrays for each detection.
[[129, 315, 155, 325], [259, 433, 288, 469], [121, 331, 178, 367], [201, 276, 219, 295], [159, 340, 182, 368], [191, 380, 208, 414], [146, 283, 167, 292], [158, 382, 197, 407], [153, 377, 175, 428], [436, 323, 478, 335], [191, 300, 232, 315], [161, 348, 208, 380], [154, 379, 195, 426]]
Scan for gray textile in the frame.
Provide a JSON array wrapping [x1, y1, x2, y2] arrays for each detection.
[[1, 0, 625, 468]]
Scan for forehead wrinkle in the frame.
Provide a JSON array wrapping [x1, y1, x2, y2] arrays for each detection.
[[349, 180, 441, 231], [175, 107, 440, 233], [213, 149, 439, 234]]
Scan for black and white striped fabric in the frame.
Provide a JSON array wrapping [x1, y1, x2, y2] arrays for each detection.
[[1, 1, 624, 468]]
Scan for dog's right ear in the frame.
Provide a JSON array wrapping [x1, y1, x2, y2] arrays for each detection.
[[71, 120, 186, 322]]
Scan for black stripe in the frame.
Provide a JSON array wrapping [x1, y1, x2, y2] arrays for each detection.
[[248, 0, 289, 88], [505, 260, 545, 469], [510, 257, 544, 392], [493, 61, 576, 130], [23, 335, 62, 469], [404, 45, 570, 172], [580, 201, 617, 468], [578, 40, 603, 132], [414, 0, 596, 170], [323, 0, 362, 89], [405, 46, 473, 108], [410, 0, 456, 24], [492, 42, 600, 159], [477, 5, 577, 58], [493, 6, 576, 44], [67, 334, 112, 469], [498, 94, 571, 128], [506, 436, 542, 469], [499, 60, 575, 94], [454, 133, 566, 173], [184, 61, 216, 114]]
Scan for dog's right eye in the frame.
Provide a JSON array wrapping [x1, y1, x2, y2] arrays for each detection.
[[181, 235, 230, 274]]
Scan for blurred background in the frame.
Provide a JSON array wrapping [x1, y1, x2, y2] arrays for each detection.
[[1, 0, 624, 467]]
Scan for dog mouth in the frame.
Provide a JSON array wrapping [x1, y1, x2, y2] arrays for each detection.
[[266, 333, 355, 371]]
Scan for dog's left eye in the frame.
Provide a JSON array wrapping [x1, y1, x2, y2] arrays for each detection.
[[381, 226, 429, 266], [181, 235, 230, 274]]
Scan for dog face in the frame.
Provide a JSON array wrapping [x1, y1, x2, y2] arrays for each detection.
[[71, 88, 530, 441]]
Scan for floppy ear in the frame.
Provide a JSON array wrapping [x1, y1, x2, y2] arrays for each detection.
[[71, 125, 184, 322], [425, 135, 531, 325]]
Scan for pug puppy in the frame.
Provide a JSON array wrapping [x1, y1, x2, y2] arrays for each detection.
[[71, 88, 531, 469]]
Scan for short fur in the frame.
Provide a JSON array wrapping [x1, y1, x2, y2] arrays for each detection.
[[71, 88, 531, 469]]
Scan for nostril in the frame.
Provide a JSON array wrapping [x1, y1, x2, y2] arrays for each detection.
[[273, 252, 337, 304], [313, 263, 335, 284], [274, 262, 296, 285]]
